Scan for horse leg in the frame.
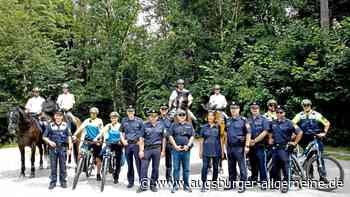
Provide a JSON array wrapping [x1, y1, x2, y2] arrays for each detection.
[[38, 143, 44, 169], [19, 145, 25, 177], [30, 145, 36, 178]]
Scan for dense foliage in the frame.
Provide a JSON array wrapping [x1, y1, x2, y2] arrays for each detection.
[[0, 0, 349, 145]]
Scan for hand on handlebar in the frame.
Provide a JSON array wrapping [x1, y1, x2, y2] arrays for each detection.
[[315, 132, 327, 138]]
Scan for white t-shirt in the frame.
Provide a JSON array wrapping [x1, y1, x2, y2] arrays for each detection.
[[208, 93, 227, 109], [25, 96, 45, 114], [169, 89, 193, 107], [57, 93, 75, 110]]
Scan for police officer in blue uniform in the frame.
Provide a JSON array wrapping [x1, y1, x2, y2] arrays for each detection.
[[43, 109, 72, 190], [121, 105, 145, 188], [292, 99, 330, 182], [168, 109, 195, 193], [198, 110, 223, 192], [158, 103, 173, 182], [137, 109, 166, 193], [269, 106, 303, 193], [247, 102, 269, 187], [225, 101, 251, 193]]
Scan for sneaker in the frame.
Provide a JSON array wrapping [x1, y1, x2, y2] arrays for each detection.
[[200, 187, 207, 192], [184, 186, 192, 193], [281, 186, 288, 193], [127, 183, 134, 188], [320, 176, 329, 184], [96, 174, 101, 181], [113, 179, 119, 184], [237, 187, 246, 193], [224, 183, 235, 191], [48, 183, 56, 190], [171, 186, 178, 193], [61, 182, 67, 188], [150, 186, 158, 192]]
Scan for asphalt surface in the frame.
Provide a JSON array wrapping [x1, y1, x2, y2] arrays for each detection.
[[0, 143, 348, 197]]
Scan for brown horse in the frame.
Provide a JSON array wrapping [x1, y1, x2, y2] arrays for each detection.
[[7, 106, 46, 177]]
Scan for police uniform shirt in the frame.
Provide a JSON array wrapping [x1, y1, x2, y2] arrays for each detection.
[[44, 122, 71, 145], [264, 111, 277, 122], [141, 121, 165, 146], [292, 110, 328, 135], [120, 116, 145, 141], [167, 122, 194, 146], [199, 123, 221, 157], [225, 116, 251, 145], [269, 118, 302, 145], [159, 116, 172, 130], [248, 115, 270, 140]]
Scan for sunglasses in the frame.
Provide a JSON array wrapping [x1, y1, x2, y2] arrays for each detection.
[[160, 107, 168, 110], [178, 113, 186, 117], [268, 104, 276, 107], [303, 104, 311, 107], [276, 111, 284, 114]]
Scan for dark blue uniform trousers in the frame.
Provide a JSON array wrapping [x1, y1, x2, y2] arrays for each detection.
[[140, 147, 161, 188], [49, 146, 67, 185], [248, 146, 267, 182], [125, 143, 141, 184], [271, 149, 289, 182], [201, 156, 219, 182], [165, 143, 172, 181], [227, 146, 247, 182]]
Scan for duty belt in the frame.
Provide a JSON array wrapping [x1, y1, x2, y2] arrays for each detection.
[[144, 144, 161, 150], [272, 143, 287, 150], [127, 139, 138, 144]]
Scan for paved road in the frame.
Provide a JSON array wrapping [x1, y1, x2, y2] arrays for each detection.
[[0, 144, 348, 197]]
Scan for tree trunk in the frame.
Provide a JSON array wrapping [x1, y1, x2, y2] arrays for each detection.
[[320, 0, 329, 32]]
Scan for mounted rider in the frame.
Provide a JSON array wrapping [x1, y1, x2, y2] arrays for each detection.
[[168, 79, 196, 123], [56, 83, 76, 129], [25, 87, 46, 132]]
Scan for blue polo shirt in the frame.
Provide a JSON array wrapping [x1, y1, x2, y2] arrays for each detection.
[[159, 116, 172, 130], [269, 118, 302, 145], [167, 122, 194, 146], [120, 116, 145, 141], [248, 115, 270, 139], [141, 121, 165, 146], [225, 116, 250, 145], [199, 123, 221, 157]]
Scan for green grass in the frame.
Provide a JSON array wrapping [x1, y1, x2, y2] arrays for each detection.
[[0, 143, 17, 149], [325, 146, 350, 153], [325, 146, 350, 160]]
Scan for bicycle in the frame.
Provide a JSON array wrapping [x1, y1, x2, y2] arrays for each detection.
[[100, 143, 120, 192], [72, 140, 99, 190], [281, 136, 344, 192]]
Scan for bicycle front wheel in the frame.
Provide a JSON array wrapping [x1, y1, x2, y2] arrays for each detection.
[[72, 156, 85, 190], [101, 157, 109, 192], [306, 155, 344, 191]]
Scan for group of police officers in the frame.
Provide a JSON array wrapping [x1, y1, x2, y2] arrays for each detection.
[[25, 79, 331, 193]]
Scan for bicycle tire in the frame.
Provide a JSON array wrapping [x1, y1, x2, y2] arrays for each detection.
[[86, 153, 94, 177], [306, 155, 344, 191], [101, 157, 109, 192], [72, 156, 85, 190]]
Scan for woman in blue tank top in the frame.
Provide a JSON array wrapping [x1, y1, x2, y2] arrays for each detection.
[[95, 111, 125, 184], [73, 107, 104, 181]]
